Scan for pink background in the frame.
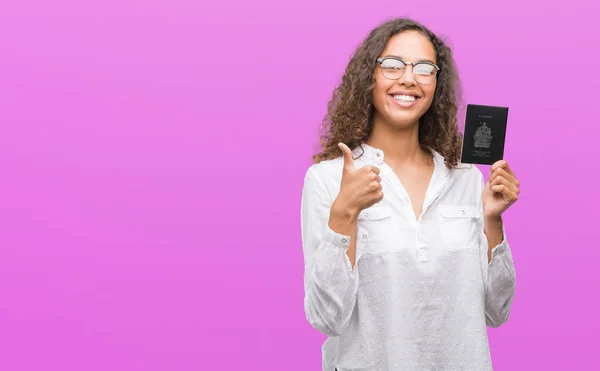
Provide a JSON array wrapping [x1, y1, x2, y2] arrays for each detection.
[[1, 0, 599, 370]]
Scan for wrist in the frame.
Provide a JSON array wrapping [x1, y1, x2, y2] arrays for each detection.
[[328, 198, 359, 237], [484, 214, 503, 235], [484, 212, 502, 224], [331, 197, 360, 222]]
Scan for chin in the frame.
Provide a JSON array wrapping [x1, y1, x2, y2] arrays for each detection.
[[387, 111, 423, 129]]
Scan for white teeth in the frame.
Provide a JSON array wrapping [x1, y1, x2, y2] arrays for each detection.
[[393, 95, 416, 102]]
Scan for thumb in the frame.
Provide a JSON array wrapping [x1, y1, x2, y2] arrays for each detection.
[[338, 142, 355, 170]]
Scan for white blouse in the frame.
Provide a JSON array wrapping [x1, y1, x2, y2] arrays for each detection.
[[300, 143, 516, 371]]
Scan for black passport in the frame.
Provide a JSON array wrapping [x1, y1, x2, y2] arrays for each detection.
[[460, 104, 509, 165]]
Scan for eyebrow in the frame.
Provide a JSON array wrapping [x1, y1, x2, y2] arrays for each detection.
[[382, 55, 437, 64]]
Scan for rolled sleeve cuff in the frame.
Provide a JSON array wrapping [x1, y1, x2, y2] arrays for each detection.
[[489, 224, 512, 263], [322, 225, 367, 272]]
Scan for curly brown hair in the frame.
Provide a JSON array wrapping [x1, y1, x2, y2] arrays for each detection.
[[312, 17, 464, 169]]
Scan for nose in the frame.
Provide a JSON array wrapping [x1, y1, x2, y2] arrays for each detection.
[[397, 65, 416, 86]]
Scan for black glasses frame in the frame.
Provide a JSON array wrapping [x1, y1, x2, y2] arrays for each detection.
[[375, 57, 440, 83]]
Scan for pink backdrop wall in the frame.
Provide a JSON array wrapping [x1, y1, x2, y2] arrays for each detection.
[[1, 0, 599, 370]]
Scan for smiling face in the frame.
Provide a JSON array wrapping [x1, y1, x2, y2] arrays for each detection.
[[372, 30, 438, 131]]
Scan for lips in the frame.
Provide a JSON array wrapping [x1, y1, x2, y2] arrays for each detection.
[[388, 92, 420, 108], [389, 90, 420, 100]]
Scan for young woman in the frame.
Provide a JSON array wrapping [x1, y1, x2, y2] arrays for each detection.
[[300, 18, 519, 371]]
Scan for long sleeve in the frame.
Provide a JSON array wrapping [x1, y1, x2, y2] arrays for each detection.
[[483, 228, 516, 327], [476, 174, 517, 328], [300, 165, 364, 337]]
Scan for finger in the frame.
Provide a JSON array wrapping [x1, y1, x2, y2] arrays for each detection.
[[490, 160, 507, 172], [362, 165, 380, 175], [338, 143, 355, 170], [490, 184, 519, 202], [491, 160, 516, 178], [489, 174, 520, 194], [370, 180, 383, 192], [489, 167, 519, 189], [490, 173, 520, 197], [496, 168, 520, 189], [367, 172, 381, 182]]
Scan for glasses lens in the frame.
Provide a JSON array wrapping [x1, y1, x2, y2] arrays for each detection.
[[413, 63, 437, 84], [380, 58, 405, 80]]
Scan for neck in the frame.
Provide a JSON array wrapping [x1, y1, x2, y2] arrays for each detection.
[[366, 119, 432, 168]]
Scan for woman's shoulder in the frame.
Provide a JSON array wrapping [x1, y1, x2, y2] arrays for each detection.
[[303, 156, 344, 184], [301, 157, 345, 201]]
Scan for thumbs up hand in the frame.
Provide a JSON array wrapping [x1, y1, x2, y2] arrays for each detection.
[[334, 143, 384, 218], [327, 143, 383, 268]]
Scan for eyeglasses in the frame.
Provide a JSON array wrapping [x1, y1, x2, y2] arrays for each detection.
[[375, 57, 440, 85]]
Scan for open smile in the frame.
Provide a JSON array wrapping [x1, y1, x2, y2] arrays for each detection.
[[388, 93, 421, 108]]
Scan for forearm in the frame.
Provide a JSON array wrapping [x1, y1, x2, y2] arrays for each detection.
[[328, 198, 359, 269], [484, 214, 503, 263]]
